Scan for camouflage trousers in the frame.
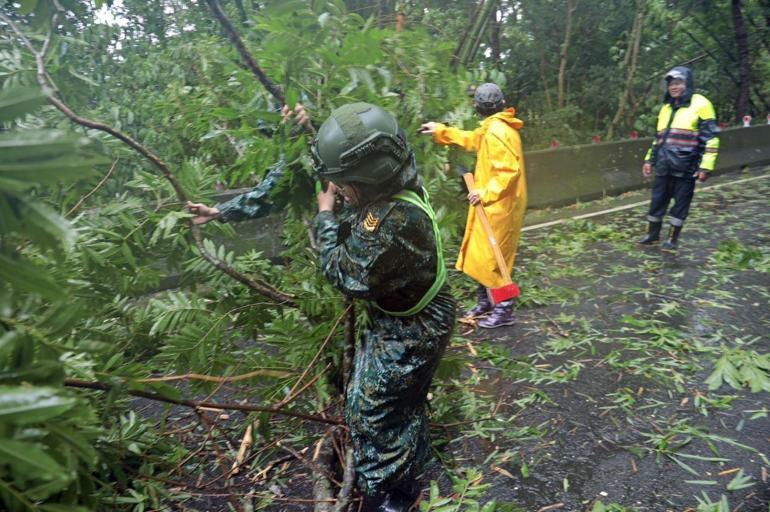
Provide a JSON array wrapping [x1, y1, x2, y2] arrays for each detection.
[[345, 290, 455, 495]]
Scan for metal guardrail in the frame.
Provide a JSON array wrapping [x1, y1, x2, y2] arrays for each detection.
[[525, 124, 770, 208]]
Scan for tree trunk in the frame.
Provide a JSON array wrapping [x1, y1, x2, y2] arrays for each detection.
[[607, 3, 645, 139], [467, 11, 492, 63], [451, 1, 484, 70], [536, 37, 553, 112], [489, 8, 501, 66], [731, 0, 752, 120], [455, 0, 497, 69], [557, 0, 579, 109]]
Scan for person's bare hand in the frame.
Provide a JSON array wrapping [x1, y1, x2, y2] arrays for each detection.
[[694, 170, 709, 182], [467, 190, 482, 206], [642, 162, 652, 177], [281, 103, 310, 129], [317, 182, 338, 212], [418, 121, 438, 134], [186, 201, 220, 225]]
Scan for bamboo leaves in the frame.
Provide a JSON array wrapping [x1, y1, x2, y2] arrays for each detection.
[[705, 348, 770, 393]]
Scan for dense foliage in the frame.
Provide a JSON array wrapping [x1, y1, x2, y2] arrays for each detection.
[[1, 0, 768, 510]]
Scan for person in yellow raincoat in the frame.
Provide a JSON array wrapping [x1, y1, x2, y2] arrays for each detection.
[[420, 83, 527, 328]]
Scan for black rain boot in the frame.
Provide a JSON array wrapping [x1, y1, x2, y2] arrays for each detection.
[[463, 285, 493, 318], [661, 225, 682, 250], [363, 486, 420, 512], [639, 221, 662, 244]]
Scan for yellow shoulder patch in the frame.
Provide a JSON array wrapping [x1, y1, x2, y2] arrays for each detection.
[[363, 210, 380, 232]]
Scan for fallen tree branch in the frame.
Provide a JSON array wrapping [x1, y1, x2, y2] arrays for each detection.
[[200, 0, 358, 409], [277, 304, 352, 408], [0, 10, 296, 307], [63, 378, 342, 425], [279, 439, 342, 488], [65, 158, 119, 217], [202, 0, 286, 106], [342, 300, 356, 392], [333, 447, 356, 512], [195, 410, 245, 512], [139, 367, 293, 383], [231, 423, 254, 475], [310, 435, 337, 512]]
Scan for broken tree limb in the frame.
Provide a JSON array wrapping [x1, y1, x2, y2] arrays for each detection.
[[0, 10, 296, 307], [279, 439, 342, 488], [333, 447, 356, 512], [202, 0, 285, 105], [231, 423, 254, 474], [276, 304, 352, 408], [311, 435, 337, 512], [139, 368, 294, 383], [63, 378, 343, 425], [201, 2, 369, 379], [65, 159, 119, 217]]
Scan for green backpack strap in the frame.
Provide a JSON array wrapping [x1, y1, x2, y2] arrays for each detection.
[[374, 187, 446, 317]]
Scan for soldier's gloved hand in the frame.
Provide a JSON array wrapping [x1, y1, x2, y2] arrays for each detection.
[[281, 103, 311, 129], [186, 201, 220, 225]]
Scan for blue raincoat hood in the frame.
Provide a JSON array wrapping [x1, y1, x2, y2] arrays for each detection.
[[664, 66, 695, 106]]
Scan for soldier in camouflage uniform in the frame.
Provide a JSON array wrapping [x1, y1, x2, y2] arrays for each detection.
[[312, 102, 455, 511], [189, 102, 455, 511]]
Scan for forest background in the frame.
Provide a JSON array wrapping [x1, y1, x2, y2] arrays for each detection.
[[1, 0, 769, 511]]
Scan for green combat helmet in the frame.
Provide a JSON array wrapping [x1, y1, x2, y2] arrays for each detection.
[[311, 102, 412, 185]]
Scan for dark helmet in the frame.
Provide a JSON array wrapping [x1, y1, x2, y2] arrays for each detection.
[[311, 102, 412, 185], [473, 82, 505, 115]]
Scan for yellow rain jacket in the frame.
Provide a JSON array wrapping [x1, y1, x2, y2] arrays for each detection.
[[432, 108, 527, 289]]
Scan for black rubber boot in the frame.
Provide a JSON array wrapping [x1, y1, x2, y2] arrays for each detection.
[[363, 486, 419, 512], [639, 221, 662, 244], [661, 225, 682, 250]]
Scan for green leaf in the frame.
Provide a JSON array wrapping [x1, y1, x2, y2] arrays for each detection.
[[739, 363, 770, 393], [0, 361, 64, 385], [705, 355, 741, 391], [17, 0, 39, 16], [48, 424, 97, 466], [0, 254, 65, 299], [0, 154, 104, 184], [481, 499, 497, 512], [0, 439, 65, 481], [41, 505, 92, 512], [726, 469, 754, 491], [67, 67, 100, 87], [0, 386, 77, 424], [668, 454, 700, 476], [22, 200, 75, 250], [0, 87, 45, 122], [0, 130, 90, 161]]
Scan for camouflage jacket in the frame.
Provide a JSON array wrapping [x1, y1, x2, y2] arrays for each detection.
[[312, 197, 439, 314]]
